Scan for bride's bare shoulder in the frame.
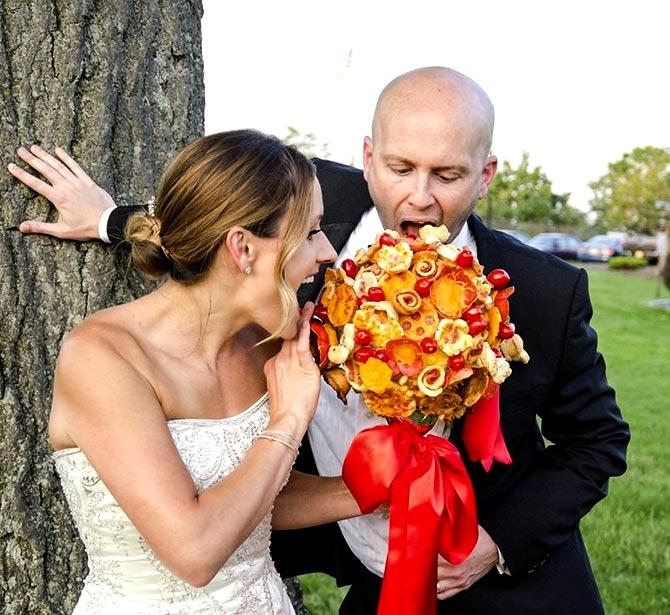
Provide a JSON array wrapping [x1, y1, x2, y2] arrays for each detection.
[[58, 303, 146, 366]]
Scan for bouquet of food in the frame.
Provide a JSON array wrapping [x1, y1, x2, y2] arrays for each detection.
[[310, 225, 530, 615], [310, 224, 529, 426]]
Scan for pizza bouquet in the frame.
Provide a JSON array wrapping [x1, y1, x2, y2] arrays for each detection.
[[309, 225, 530, 615]]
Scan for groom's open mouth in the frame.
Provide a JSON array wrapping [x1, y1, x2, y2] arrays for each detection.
[[399, 219, 440, 238]]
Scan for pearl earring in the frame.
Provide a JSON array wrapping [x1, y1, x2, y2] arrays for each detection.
[[244, 265, 252, 275]]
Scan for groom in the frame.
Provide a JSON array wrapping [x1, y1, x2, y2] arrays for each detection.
[[13, 67, 629, 614]]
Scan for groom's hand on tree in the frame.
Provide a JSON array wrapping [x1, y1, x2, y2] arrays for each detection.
[[436, 525, 498, 600], [8, 144, 115, 240]]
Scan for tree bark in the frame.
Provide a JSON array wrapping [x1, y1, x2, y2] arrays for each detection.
[[0, 1, 204, 612]]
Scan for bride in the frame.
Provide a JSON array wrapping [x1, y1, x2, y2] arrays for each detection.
[[40, 130, 359, 613]]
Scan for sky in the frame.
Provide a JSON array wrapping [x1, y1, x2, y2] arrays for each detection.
[[202, 0, 670, 213]]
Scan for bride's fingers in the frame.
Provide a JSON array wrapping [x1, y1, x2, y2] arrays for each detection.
[[16, 146, 64, 186], [7, 162, 57, 201], [55, 146, 92, 181], [296, 303, 315, 365], [30, 145, 74, 181]]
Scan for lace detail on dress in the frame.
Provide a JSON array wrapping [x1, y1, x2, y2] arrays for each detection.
[[53, 393, 295, 614]]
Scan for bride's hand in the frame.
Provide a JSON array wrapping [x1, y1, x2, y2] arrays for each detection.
[[264, 302, 321, 436]]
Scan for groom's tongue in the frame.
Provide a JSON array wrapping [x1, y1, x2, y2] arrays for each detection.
[[400, 221, 425, 238]]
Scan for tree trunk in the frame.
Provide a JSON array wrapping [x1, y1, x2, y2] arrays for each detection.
[[0, 1, 204, 612], [662, 224, 670, 291]]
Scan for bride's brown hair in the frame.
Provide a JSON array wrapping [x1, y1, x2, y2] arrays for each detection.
[[125, 129, 315, 337]]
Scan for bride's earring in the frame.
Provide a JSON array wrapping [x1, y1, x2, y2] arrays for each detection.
[[244, 265, 252, 275]]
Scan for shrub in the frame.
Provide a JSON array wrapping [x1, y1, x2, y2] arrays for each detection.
[[608, 256, 648, 269]]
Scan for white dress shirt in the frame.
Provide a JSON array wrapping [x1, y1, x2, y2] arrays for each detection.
[[307, 209, 477, 577]]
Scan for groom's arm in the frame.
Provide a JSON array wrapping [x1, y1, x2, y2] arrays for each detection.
[[480, 269, 630, 576], [9, 144, 144, 243]]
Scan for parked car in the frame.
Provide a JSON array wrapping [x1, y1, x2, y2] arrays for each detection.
[[621, 233, 659, 265], [528, 232, 582, 260], [577, 235, 626, 262], [496, 228, 531, 243]]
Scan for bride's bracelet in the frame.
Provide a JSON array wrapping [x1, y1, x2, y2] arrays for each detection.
[[262, 429, 301, 450], [253, 430, 301, 459]]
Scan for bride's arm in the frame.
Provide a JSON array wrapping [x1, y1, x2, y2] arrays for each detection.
[[271, 471, 360, 530], [52, 317, 318, 588]]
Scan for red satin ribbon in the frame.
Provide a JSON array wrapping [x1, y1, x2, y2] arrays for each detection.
[[462, 385, 512, 472], [342, 422, 478, 615]]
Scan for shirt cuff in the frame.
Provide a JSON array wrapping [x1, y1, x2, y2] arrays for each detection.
[[496, 546, 511, 576], [97, 205, 117, 243]]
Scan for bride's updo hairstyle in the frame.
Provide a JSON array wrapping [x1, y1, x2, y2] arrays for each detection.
[[125, 129, 315, 336]]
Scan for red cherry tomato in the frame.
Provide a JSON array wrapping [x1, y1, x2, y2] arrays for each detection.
[[379, 233, 397, 246], [374, 349, 390, 363], [456, 249, 474, 268], [492, 347, 503, 358], [414, 279, 432, 298], [462, 306, 482, 322], [354, 329, 372, 345], [448, 354, 466, 371], [498, 322, 516, 339], [354, 347, 374, 363], [367, 286, 385, 302], [487, 268, 511, 289], [314, 304, 329, 321], [468, 317, 487, 336], [341, 258, 359, 279], [420, 337, 438, 353]]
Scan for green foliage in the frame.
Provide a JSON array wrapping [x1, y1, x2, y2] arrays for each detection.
[[300, 573, 348, 614], [479, 152, 585, 227], [589, 146, 670, 235], [607, 256, 648, 269], [282, 126, 330, 159]]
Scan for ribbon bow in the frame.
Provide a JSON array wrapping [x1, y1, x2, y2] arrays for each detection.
[[343, 422, 478, 615]]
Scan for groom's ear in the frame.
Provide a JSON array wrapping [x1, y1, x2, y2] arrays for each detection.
[[224, 226, 255, 274], [478, 155, 498, 199]]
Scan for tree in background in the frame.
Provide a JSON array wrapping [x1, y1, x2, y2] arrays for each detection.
[[479, 152, 584, 231], [589, 147, 670, 235], [0, 1, 203, 611], [282, 126, 330, 159]]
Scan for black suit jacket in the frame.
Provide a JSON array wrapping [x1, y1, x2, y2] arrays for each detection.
[[108, 159, 629, 614]]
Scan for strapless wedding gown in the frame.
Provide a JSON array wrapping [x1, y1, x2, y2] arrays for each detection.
[[53, 393, 295, 614]]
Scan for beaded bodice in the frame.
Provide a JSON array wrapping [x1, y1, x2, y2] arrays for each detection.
[[53, 393, 294, 614]]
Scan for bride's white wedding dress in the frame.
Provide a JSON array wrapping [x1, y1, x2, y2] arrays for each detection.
[[53, 393, 295, 614]]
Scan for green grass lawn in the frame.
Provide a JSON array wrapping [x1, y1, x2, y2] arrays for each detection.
[[580, 267, 670, 615], [301, 266, 670, 614]]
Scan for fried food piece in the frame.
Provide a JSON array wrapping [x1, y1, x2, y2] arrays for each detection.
[[392, 290, 422, 315], [416, 389, 466, 421], [354, 302, 404, 347], [430, 270, 477, 319], [462, 371, 489, 406], [359, 358, 395, 395], [398, 298, 440, 341], [363, 385, 417, 418], [417, 366, 446, 397], [323, 367, 352, 404], [327, 282, 358, 326]]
